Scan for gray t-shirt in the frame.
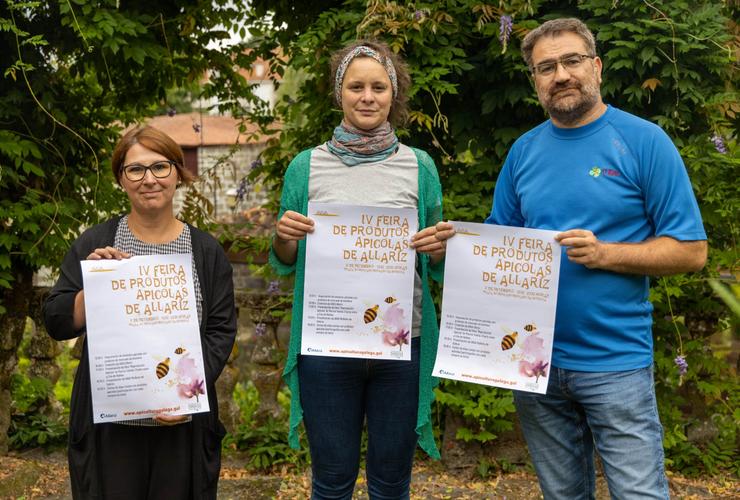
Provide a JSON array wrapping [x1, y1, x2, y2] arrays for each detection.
[[308, 143, 424, 336]]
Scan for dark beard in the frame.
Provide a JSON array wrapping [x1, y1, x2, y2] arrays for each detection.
[[544, 82, 600, 126]]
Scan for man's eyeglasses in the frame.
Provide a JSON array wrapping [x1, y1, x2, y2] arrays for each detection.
[[121, 160, 176, 182], [531, 54, 595, 77]]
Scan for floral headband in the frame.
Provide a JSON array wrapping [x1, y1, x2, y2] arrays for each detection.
[[334, 45, 398, 105]]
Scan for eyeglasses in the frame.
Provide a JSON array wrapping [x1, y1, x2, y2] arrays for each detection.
[[531, 54, 595, 77], [120, 160, 176, 182]]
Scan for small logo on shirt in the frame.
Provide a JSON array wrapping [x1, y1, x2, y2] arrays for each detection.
[[589, 166, 620, 178]]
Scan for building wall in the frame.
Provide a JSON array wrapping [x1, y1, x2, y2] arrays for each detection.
[[174, 143, 268, 223]]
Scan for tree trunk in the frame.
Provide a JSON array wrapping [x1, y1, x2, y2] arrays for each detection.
[[0, 266, 34, 454], [27, 287, 63, 419]]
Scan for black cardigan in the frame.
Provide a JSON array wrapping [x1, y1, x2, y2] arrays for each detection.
[[43, 217, 237, 499]]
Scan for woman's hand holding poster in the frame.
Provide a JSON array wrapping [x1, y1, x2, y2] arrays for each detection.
[[302, 202, 417, 360], [81, 253, 209, 423], [433, 222, 561, 393]]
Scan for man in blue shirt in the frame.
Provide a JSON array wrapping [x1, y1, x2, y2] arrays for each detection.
[[485, 18, 707, 499]]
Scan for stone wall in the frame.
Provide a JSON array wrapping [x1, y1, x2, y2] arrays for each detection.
[[174, 143, 268, 223]]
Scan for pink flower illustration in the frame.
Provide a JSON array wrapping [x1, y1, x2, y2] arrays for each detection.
[[175, 355, 199, 379], [519, 359, 549, 383], [382, 329, 409, 351], [177, 378, 205, 402], [382, 303, 406, 332], [174, 354, 205, 401], [521, 334, 546, 358]]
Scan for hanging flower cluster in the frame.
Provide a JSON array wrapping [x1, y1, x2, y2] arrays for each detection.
[[267, 280, 281, 294], [233, 159, 264, 205], [499, 15, 513, 53], [255, 322, 267, 337], [674, 354, 688, 376], [235, 177, 249, 203], [710, 133, 727, 154]]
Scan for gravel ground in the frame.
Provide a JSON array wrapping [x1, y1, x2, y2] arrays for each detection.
[[1, 449, 737, 499]]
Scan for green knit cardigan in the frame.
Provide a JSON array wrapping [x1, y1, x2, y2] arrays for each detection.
[[269, 146, 444, 458]]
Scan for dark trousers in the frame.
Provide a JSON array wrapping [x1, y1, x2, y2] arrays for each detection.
[[298, 338, 420, 500], [96, 422, 193, 499]]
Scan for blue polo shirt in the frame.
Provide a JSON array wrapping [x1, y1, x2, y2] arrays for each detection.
[[485, 105, 706, 371]]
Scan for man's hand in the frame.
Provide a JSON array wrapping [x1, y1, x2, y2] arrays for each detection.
[[555, 229, 706, 276], [555, 229, 606, 269]]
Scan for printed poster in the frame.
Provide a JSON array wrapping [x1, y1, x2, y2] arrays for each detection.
[[302, 202, 417, 360], [81, 254, 209, 423], [433, 222, 561, 393]]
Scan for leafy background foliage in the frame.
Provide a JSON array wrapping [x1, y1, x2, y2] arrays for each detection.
[[1, 0, 737, 476], [243, 0, 738, 475], [0, 0, 265, 454], [0, 0, 263, 313]]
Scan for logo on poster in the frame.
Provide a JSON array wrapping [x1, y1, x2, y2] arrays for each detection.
[[100, 412, 117, 419], [439, 369, 455, 376], [307, 347, 323, 353], [188, 402, 202, 411]]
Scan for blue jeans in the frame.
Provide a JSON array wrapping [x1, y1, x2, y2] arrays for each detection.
[[298, 338, 420, 500], [513, 365, 669, 500]]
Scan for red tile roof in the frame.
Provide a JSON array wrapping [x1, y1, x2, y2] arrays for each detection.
[[142, 113, 267, 147]]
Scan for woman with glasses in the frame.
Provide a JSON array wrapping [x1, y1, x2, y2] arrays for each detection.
[[43, 126, 237, 499], [271, 39, 454, 499]]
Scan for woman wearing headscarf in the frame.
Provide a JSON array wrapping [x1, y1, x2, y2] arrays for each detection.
[[43, 126, 237, 499], [270, 40, 454, 499]]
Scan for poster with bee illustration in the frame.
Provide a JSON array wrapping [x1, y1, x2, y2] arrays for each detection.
[[302, 202, 417, 360], [81, 253, 210, 423], [432, 223, 561, 394]]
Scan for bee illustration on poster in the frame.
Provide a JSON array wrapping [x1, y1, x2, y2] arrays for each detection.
[[518, 322, 550, 386], [360, 294, 411, 356], [149, 343, 206, 404], [494, 322, 550, 389], [302, 203, 418, 360], [433, 222, 561, 394], [81, 254, 210, 423]]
